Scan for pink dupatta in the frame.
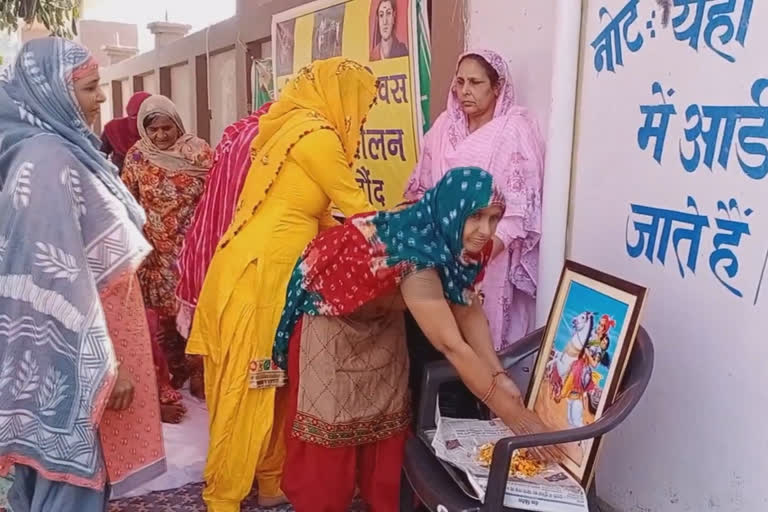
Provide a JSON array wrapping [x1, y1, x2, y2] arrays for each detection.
[[404, 49, 544, 350]]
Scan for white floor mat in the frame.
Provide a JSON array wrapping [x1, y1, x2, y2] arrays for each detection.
[[112, 389, 209, 500]]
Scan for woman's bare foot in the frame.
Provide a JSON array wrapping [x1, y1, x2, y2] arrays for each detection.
[[257, 493, 289, 508], [190, 374, 205, 400], [160, 403, 186, 424]]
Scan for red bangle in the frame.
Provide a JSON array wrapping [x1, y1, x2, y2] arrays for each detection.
[[481, 374, 499, 404]]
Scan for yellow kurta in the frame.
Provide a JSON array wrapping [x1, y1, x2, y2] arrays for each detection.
[[188, 129, 371, 511]]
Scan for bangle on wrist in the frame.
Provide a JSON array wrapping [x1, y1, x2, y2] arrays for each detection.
[[481, 373, 500, 404]]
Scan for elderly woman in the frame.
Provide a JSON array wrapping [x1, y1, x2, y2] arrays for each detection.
[[0, 38, 165, 511], [188, 58, 376, 511], [122, 95, 213, 423], [405, 49, 544, 352], [275, 168, 555, 511]]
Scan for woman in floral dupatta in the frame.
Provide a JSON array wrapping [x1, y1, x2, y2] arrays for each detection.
[[274, 168, 555, 511], [0, 38, 165, 511], [405, 49, 544, 351], [122, 95, 213, 423]]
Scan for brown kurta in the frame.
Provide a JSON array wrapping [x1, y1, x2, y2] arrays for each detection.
[[293, 310, 410, 448]]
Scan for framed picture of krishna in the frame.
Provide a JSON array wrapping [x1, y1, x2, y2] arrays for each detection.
[[526, 260, 647, 487]]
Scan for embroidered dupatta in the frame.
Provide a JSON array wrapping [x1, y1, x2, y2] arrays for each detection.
[[273, 167, 505, 369], [0, 38, 149, 488]]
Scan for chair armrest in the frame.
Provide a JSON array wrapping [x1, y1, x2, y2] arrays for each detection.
[[416, 359, 459, 432], [482, 384, 642, 509], [416, 328, 547, 433], [497, 328, 544, 369]]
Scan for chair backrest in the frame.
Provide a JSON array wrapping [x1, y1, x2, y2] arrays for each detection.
[[599, 325, 655, 429], [520, 325, 656, 442], [500, 327, 544, 394], [480, 327, 655, 511], [505, 325, 655, 415], [417, 325, 655, 437]]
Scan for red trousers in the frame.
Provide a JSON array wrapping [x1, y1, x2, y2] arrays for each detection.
[[281, 319, 407, 512]]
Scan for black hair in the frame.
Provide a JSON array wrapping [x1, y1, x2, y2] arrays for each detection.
[[458, 54, 500, 88]]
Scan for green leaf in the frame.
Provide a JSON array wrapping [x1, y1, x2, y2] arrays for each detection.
[[1, 0, 78, 39]]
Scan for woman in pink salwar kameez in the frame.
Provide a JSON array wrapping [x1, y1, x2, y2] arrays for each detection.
[[404, 49, 544, 351]]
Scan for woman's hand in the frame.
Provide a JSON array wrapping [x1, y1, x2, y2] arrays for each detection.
[[107, 364, 134, 411], [401, 270, 563, 462], [493, 376, 564, 463]]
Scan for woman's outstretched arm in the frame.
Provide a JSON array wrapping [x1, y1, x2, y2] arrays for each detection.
[[451, 299, 505, 374], [401, 270, 523, 418], [402, 269, 561, 460]]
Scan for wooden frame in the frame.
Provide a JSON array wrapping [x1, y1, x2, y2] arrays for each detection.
[[110, 80, 124, 118], [525, 260, 647, 487], [195, 54, 210, 143], [159, 66, 172, 98], [132, 74, 144, 94]]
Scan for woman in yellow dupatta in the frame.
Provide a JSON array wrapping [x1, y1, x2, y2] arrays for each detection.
[[187, 58, 376, 511]]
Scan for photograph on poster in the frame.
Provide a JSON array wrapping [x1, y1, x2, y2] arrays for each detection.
[[276, 19, 296, 76], [312, 4, 346, 61], [271, 0, 422, 209], [369, 0, 409, 61]]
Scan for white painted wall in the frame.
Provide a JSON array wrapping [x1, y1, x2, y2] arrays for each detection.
[[142, 72, 158, 95], [171, 63, 195, 133], [569, 1, 765, 510], [465, 0, 562, 328], [121, 79, 131, 115], [261, 40, 272, 61], [465, 0, 556, 136], [99, 80, 113, 125], [468, 0, 767, 510], [209, 49, 237, 144]]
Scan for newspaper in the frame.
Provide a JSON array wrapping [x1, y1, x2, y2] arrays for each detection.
[[431, 415, 588, 512]]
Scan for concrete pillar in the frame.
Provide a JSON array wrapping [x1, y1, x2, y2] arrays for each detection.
[[147, 21, 191, 50], [101, 44, 138, 66]]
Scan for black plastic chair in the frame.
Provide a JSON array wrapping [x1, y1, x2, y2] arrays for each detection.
[[401, 326, 655, 512]]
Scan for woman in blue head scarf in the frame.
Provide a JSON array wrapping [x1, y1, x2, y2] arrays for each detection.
[[273, 168, 558, 511], [0, 38, 166, 510]]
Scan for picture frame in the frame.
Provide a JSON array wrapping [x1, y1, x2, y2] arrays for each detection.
[[525, 260, 647, 487]]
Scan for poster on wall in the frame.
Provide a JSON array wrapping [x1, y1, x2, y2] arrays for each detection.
[[272, 0, 424, 209], [570, 0, 766, 509]]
